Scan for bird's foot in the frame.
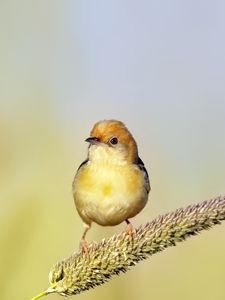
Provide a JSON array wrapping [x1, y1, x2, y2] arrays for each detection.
[[123, 221, 136, 236], [79, 238, 89, 254]]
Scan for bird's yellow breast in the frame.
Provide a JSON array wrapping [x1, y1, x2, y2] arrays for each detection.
[[76, 163, 142, 196], [73, 161, 148, 226]]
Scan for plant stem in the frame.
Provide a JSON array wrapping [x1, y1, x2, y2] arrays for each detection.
[[29, 290, 47, 300]]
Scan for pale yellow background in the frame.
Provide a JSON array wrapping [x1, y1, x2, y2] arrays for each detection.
[[1, 1, 225, 300]]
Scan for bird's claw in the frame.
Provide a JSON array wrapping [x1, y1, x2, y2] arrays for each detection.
[[123, 222, 136, 236], [79, 238, 89, 254]]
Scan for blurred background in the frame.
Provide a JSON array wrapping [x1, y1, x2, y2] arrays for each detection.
[[1, 1, 225, 300]]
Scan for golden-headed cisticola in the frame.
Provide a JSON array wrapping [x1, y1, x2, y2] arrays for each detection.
[[72, 120, 150, 251]]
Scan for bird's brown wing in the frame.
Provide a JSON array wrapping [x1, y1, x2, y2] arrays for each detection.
[[136, 157, 151, 194]]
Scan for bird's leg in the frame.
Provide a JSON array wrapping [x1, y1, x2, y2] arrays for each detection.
[[123, 219, 136, 235], [79, 223, 91, 253]]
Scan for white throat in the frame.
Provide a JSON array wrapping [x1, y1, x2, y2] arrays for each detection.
[[88, 144, 127, 165]]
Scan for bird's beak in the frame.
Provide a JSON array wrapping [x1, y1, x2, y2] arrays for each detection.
[[85, 137, 100, 144]]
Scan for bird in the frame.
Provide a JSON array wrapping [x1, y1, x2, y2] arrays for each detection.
[[72, 120, 150, 252]]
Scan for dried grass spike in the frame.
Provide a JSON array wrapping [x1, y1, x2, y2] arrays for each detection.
[[29, 195, 225, 299]]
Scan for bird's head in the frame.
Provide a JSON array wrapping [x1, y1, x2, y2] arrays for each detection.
[[85, 120, 138, 164]]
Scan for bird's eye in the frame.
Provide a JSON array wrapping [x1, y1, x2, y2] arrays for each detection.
[[109, 137, 118, 145]]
